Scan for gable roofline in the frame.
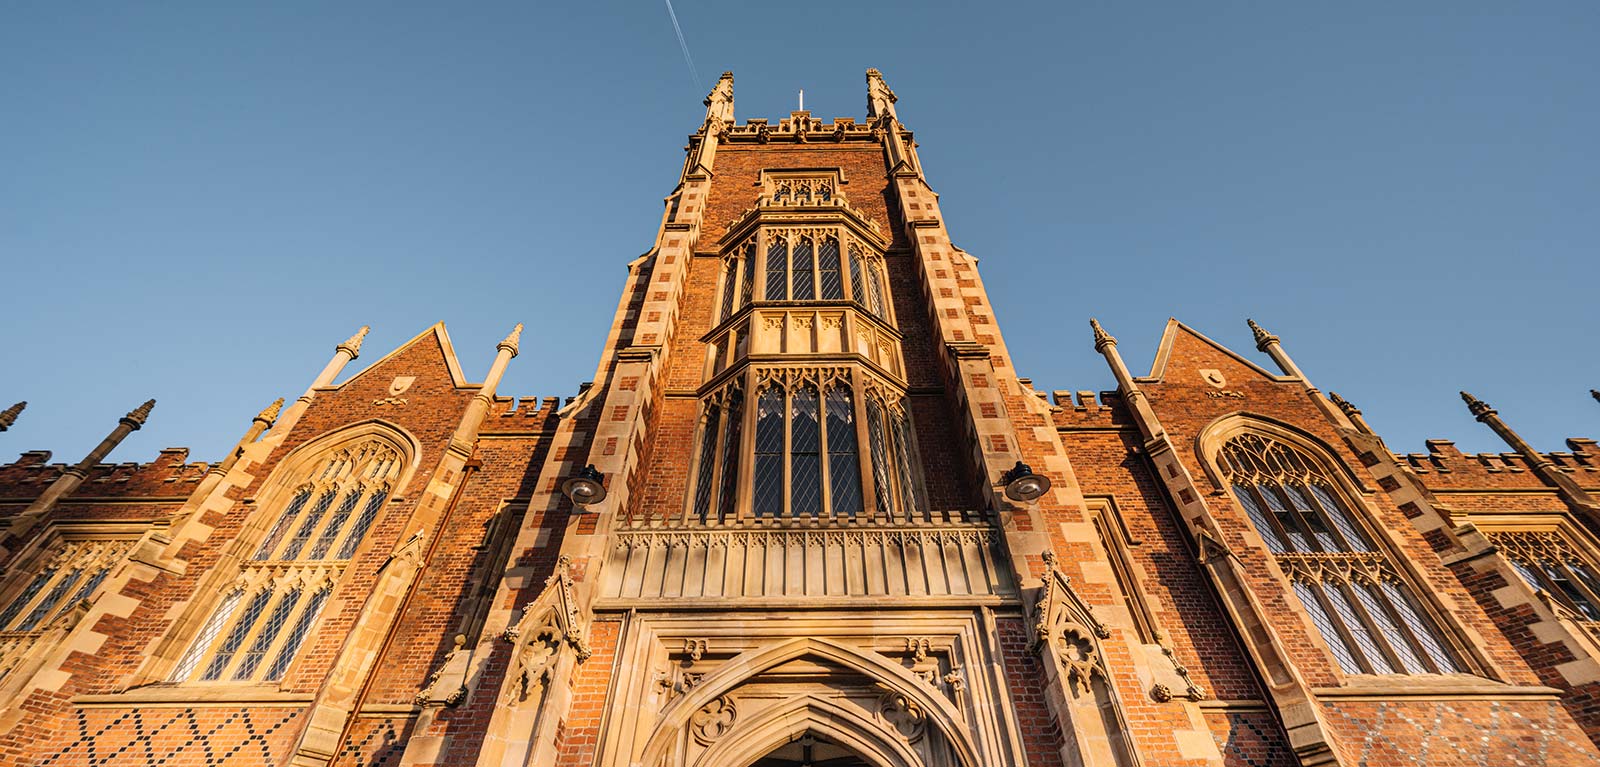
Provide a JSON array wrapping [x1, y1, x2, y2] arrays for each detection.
[[1139, 318, 1298, 384], [318, 322, 478, 391]]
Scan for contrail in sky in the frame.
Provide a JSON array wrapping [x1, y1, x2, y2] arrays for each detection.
[[662, 0, 702, 90]]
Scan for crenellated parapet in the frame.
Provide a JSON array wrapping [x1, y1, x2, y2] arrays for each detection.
[[0, 446, 214, 501], [717, 112, 882, 145], [480, 395, 565, 435], [1389, 437, 1600, 486]]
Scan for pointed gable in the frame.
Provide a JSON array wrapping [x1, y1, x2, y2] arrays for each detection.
[[328, 323, 477, 394], [1142, 318, 1292, 387]]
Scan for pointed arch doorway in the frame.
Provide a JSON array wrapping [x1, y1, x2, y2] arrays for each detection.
[[749, 733, 877, 767]]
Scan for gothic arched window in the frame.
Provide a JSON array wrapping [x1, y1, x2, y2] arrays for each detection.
[[690, 370, 922, 522], [1219, 433, 1460, 676], [170, 436, 404, 683], [717, 232, 888, 320]]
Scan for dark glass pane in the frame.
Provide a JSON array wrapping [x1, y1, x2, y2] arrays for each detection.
[[1544, 563, 1600, 620], [254, 490, 311, 560], [309, 488, 363, 560], [867, 263, 887, 316], [1380, 580, 1459, 672], [202, 589, 273, 680], [265, 588, 330, 681], [0, 570, 53, 629], [1232, 484, 1286, 553], [891, 408, 924, 515], [791, 239, 815, 300], [753, 387, 786, 516], [739, 245, 755, 307], [233, 589, 301, 680], [336, 489, 388, 560], [825, 386, 862, 516], [848, 246, 865, 305], [1294, 581, 1363, 674], [866, 397, 895, 516], [1257, 484, 1309, 552], [55, 566, 112, 625], [17, 569, 81, 632], [720, 259, 739, 320], [1352, 583, 1428, 673], [818, 238, 844, 300], [717, 389, 745, 521], [1282, 483, 1338, 552], [280, 491, 338, 560], [1324, 582, 1394, 673], [1307, 482, 1373, 552], [692, 405, 721, 521], [790, 386, 822, 516], [765, 239, 788, 300]]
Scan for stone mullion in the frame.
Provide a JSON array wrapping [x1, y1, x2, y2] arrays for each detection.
[[1245, 483, 1299, 553], [1365, 577, 1446, 674], [817, 377, 835, 521], [851, 369, 881, 524], [1297, 480, 1362, 553], [781, 384, 794, 519], [734, 366, 758, 522], [1330, 575, 1407, 675]]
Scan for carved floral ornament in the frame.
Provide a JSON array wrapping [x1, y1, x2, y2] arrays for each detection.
[[1031, 552, 1113, 692], [501, 555, 591, 704]]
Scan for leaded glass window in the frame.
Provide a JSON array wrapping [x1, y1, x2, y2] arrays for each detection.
[[716, 232, 888, 314], [1488, 530, 1600, 627], [689, 370, 924, 522], [1220, 433, 1461, 675], [0, 540, 132, 634], [172, 435, 403, 683]]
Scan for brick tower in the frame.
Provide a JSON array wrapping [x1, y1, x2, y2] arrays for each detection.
[[2, 70, 1600, 767]]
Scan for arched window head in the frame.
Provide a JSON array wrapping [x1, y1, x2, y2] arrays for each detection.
[[171, 429, 411, 684], [1218, 432, 1460, 676]]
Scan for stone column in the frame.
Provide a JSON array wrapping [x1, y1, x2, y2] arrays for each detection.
[[273, 325, 368, 437]]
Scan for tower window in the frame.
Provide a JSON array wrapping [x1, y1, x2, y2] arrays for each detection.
[[715, 232, 889, 321], [689, 370, 924, 522], [1219, 433, 1461, 676], [1488, 530, 1600, 626]]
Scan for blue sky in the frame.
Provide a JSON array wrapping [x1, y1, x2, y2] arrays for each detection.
[[1, 2, 1596, 464]]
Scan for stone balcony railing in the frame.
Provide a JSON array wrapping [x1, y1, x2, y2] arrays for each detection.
[[599, 517, 1013, 606]]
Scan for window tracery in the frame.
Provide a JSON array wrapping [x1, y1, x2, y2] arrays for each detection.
[[1219, 433, 1460, 675], [715, 230, 890, 324], [171, 436, 403, 684], [1487, 530, 1600, 632], [688, 368, 925, 523]]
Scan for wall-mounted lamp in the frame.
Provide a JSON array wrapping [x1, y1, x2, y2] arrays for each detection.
[[999, 461, 1051, 503], [562, 464, 608, 506]]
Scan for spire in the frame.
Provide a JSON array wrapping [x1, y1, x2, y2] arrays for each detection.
[[0, 401, 24, 431], [1089, 318, 1117, 352], [1328, 392, 1361, 417], [866, 68, 898, 122], [255, 397, 285, 425], [1592, 389, 1599, 405], [338, 325, 371, 358], [498, 323, 524, 358], [703, 71, 734, 126], [1460, 391, 1496, 421], [1247, 319, 1278, 353], [122, 399, 156, 430]]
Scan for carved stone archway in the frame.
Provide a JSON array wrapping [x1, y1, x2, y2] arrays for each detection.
[[639, 637, 980, 767]]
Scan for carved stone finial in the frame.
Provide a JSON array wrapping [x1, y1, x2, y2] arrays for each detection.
[[0, 401, 25, 431], [1247, 319, 1278, 352], [499, 323, 524, 357], [123, 399, 156, 430], [1328, 392, 1361, 417], [1089, 318, 1117, 352], [865, 67, 898, 121], [255, 397, 285, 425], [1592, 389, 1600, 405], [1041, 549, 1059, 572], [1461, 391, 1496, 421], [338, 325, 371, 358], [703, 72, 735, 124]]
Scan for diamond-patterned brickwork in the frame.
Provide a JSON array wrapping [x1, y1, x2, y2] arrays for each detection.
[[38, 707, 297, 766]]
